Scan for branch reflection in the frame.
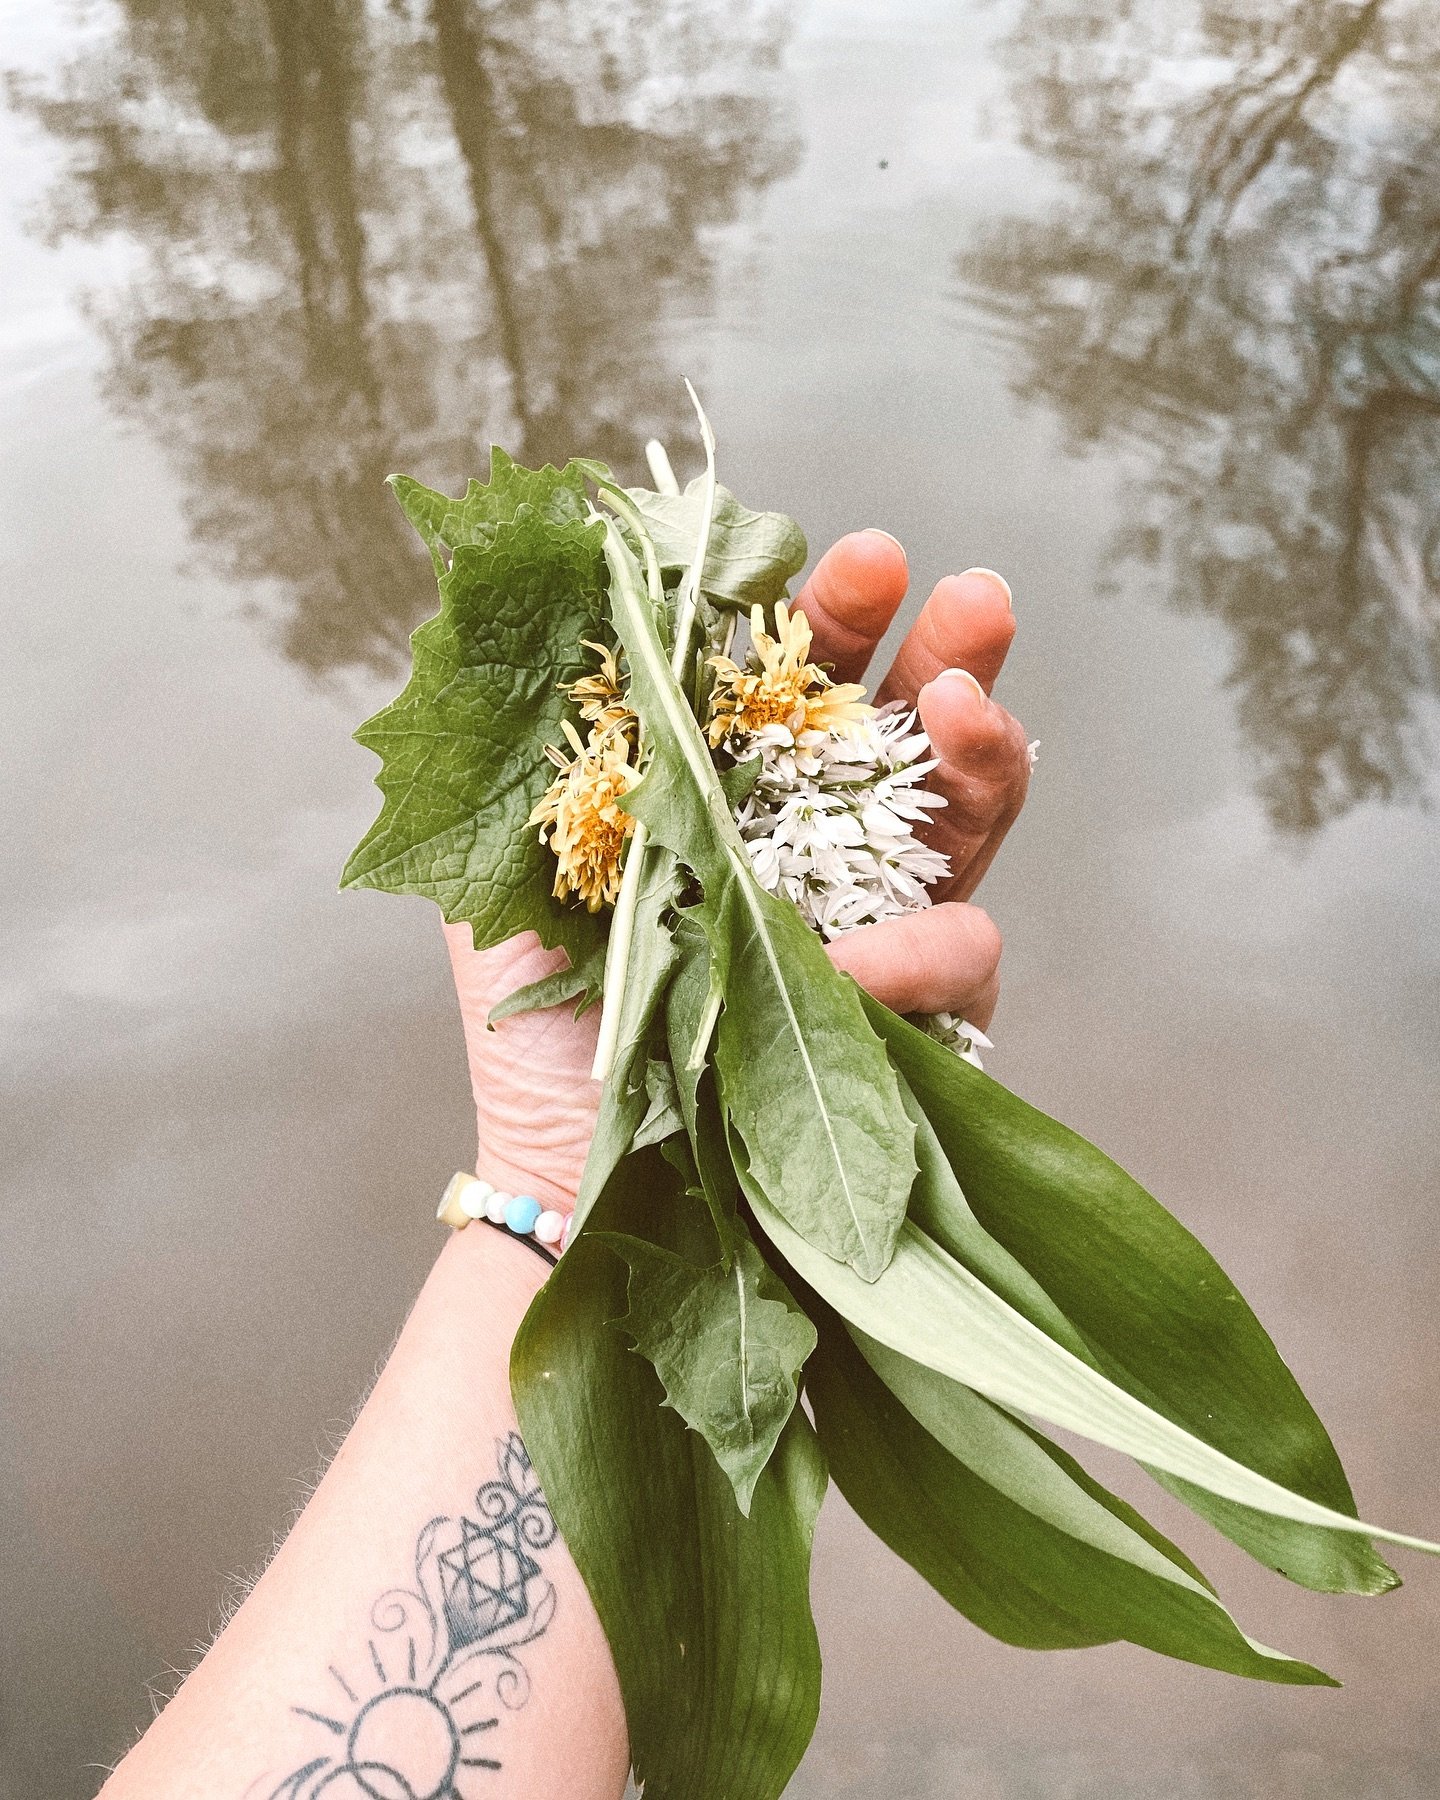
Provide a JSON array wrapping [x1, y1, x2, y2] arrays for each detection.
[[12, 0, 798, 675], [959, 0, 1440, 833]]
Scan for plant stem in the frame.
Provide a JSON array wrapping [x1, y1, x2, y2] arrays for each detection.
[[590, 818, 649, 1081], [688, 983, 724, 1074], [590, 387, 719, 1085], [668, 380, 717, 700], [589, 501, 663, 1084], [645, 438, 680, 496]]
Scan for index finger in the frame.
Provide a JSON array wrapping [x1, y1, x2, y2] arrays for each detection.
[[789, 530, 911, 682]]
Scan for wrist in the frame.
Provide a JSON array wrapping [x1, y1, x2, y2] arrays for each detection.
[[441, 1169, 573, 1258], [438, 1205, 553, 1306], [474, 1146, 579, 1213]]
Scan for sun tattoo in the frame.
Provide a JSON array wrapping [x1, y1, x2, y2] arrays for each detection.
[[267, 1434, 558, 1799]]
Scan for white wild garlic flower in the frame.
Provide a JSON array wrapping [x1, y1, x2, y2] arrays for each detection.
[[722, 702, 993, 1066], [729, 702, 949, 936]]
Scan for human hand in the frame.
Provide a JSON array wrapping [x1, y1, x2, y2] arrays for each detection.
[[445, 531, 1031, 1209]]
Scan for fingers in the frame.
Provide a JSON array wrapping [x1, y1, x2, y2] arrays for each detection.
[[859, 564, 1027, 900], [876, 568, 1015, 706], [826, 902, 1004, 1030], [790, 529, 911, 681], [915, 669, 1031, 900]]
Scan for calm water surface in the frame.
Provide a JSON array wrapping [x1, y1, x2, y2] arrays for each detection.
[[3, 1, 1438, 1794]]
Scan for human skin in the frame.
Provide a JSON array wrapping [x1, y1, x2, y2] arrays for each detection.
[[97, 534, 1030, 1799]]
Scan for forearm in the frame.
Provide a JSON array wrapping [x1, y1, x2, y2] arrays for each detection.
[[100, 1224, 628, 1799]]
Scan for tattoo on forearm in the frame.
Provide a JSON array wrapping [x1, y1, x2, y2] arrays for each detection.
[[267, 1434, 558, 1797]]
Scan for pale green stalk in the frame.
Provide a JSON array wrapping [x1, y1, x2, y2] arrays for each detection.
[[592, 817, 651, 1080], [588, 492, 664, 1083], [591, 386, 720, 1083], [688, 984, 724, 1074], [645, 438, 680, 496], [668, 380, 718, 690]]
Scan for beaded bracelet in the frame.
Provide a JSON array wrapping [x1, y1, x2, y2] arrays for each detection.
[[436, 1170, 572, 1263]]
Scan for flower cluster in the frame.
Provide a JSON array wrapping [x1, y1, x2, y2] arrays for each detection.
[[700, 601, 949, 935], [728, 706, 950, 937], [529, 645, 638, 911], [705, 601, 993, 1063], [707, 602, 871, 744]]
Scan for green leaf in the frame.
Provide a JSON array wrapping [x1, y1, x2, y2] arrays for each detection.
[[595, 509, 915, 1278], [606, 1229, 817, 1513], [511, 1165, 825, 1800], [661, 921, 738, 1261], [806, 1313, 1334, 1686], [894, 1069, 1093, 1361], [625, 479, 807, 612], [741, 1143, 1440, 1566], [633, 1056, 685, 1150], [487, 938, 608, 1025], [390, 448, 593, 575], [341, 463, 609, 983], [864, 994, 1401, 1596]]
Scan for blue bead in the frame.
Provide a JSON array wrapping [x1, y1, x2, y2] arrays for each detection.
[[504, 1194, 542, 1235]]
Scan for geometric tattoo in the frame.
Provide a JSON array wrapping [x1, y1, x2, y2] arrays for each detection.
[[265, 1434, 558, 1798]]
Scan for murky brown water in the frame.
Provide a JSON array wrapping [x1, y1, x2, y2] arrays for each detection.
[[3, 1, 1438, 1794]]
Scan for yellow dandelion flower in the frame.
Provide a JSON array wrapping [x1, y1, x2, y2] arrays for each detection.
[[530, 720, 637, 911], [706, 601, 872, 745], [566, 641, 635, 738]]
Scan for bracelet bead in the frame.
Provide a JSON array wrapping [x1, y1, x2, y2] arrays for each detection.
[[534, 1209, 565, 1245], [504, 1194, 543, 1235], [459, 1178, 494, 1221]]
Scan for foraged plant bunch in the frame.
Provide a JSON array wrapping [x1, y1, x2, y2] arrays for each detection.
[[343, 399, 1438, 1800], [535, 592, 969, 1019]]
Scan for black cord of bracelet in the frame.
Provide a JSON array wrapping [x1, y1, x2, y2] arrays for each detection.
[[479, 1215, 559, 1267]]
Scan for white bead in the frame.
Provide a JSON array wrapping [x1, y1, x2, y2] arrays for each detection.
[[560, 1214, 574, 1252], [534, 1210, 564, 1245], [459, 1178, 494, 1221], [485, 1190, 511, 1224]]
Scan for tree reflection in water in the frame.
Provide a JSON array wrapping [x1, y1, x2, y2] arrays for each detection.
[[11, 0, 798, 675], [959, 0, 1440, 833]]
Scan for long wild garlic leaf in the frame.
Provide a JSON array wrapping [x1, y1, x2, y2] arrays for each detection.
[[807, 1316, 1334, 1686], [745, 1161, 1440, 1567], [511, 1163, 825, 1800], [864, 994, 1402, 1596]]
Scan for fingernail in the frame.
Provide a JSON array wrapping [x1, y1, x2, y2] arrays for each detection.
[[862, 528, 908, 566], [962, 566, 1013, 609], [934, 667, 989, 703]]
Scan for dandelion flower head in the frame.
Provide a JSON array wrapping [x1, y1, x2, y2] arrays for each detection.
[[706, 602, 871, 746], [566, 640, 635, 739], [530, 719, 636, 912]]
